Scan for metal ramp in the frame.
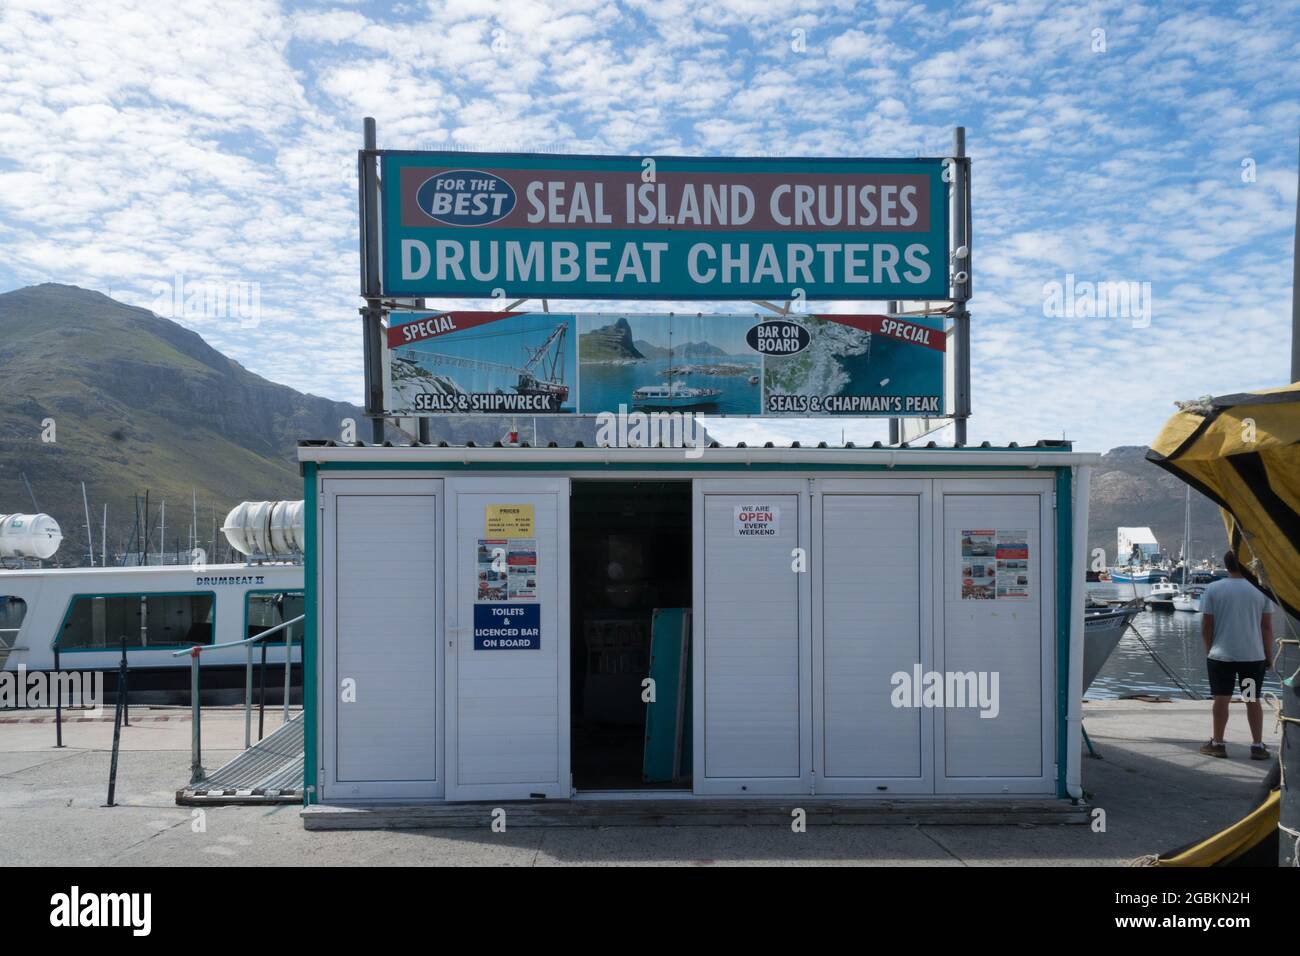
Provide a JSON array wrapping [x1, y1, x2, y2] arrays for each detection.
[[176, 713, 304, 805]]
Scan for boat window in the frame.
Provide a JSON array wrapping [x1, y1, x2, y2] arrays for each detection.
[[57, 594, 214, 650], [0, 597, 27, 643], [246, 591, 304, 645]]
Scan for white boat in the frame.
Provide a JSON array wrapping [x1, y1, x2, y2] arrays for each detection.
[[1173, 586, 1203, 613], [0, 500, 305, 701], [631, 381, 722, 408], [0, 562, 303, 699], [1084, 603, 1142, 689], [1144, 580, 1180, 609]]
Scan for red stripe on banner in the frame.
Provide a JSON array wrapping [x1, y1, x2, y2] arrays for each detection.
[[386, 311, 527, 348], [815, 314, 947, 351]]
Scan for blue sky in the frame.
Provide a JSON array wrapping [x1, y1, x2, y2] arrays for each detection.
[[0, 0, 1297, 451]]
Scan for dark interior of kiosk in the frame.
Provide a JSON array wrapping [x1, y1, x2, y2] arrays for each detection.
[[570, 480, 692, 790]]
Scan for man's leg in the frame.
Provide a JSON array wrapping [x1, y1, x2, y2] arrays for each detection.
[[1246, 701, 1264, 745], [1206, 658, 1234, 746], [1240, 661, 1268, 747], [1212, 695, 1230, 742]]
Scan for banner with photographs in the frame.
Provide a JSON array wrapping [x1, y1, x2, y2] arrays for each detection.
[[386, 311, 945, 418]]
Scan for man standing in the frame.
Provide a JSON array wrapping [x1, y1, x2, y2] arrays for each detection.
[[1199, 550, 1275, 759]]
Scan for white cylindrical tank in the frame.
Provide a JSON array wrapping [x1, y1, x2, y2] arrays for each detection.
[[0, 513, 63, 560], [268, 499, 305, 554], [222, 501, 304, 557]]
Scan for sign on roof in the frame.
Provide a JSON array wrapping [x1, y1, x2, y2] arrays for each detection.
[[379, 152, 950, 301], [385, 311, 945, 417]]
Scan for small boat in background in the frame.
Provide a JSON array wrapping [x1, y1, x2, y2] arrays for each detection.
[[1111, 565, 1170, 584], [1173, 586, 1204, 613], [1144, 580, 1180, 610]]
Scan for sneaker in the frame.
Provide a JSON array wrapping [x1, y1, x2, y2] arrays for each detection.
[[1199, 740, 1227, 758], [1250, 744, 1270, 761]]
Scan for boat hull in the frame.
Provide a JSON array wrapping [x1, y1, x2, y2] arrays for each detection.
[[1083, 606, 1140, 689]]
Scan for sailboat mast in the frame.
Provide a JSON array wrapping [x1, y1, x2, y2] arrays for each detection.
[[81, 481, 94, 567]]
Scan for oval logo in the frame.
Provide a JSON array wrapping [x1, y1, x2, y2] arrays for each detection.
[[747, 320, 810, 356], [415, 170, 516, 226]]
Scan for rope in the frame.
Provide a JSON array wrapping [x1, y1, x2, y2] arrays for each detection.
[[1281, 823, 1300, 867], [1124, 621, 1202, 700]]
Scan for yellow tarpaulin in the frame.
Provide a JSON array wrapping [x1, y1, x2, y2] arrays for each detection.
[[1147, 790, 1280, 866], [1147, 382, 1300, 618]]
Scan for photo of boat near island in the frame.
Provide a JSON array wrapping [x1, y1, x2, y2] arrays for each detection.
[[577, 314, 761, 414]]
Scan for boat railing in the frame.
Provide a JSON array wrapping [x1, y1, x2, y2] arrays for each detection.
[[170, 614, 304, 785]]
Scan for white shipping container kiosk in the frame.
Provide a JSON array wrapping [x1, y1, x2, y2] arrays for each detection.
[[298, 442, 1096, 808]]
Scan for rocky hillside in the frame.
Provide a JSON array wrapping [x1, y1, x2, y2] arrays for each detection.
[[1088, 445, 1228, 563], [0, 284, 364, 563], [580, 318, 644, 360]]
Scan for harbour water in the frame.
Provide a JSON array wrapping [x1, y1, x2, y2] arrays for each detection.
[[1087, 582, 1283, 700]]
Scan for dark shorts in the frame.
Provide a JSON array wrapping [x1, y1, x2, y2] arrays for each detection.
[[1206, 658, 1267, 698]]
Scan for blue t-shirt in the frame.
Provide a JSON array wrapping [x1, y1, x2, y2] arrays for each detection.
[[1200, 577, 1272, 662]]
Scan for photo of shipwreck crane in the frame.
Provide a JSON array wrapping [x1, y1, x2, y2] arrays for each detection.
[[387, 313, 577, 414]]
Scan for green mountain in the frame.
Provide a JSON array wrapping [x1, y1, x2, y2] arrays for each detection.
[[0, 284, 363, 564]]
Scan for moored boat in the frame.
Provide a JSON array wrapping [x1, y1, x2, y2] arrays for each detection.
[[1144, 580, 1180, 609], [1173, 586, 1203, 613], [631, 381, 722, 408], [1083, 602, 1142, 689]]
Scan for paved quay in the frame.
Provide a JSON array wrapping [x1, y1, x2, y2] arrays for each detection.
[[0, 699, 1278, 866]]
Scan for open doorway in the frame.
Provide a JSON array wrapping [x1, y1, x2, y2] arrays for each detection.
[[570, 479, 692, 790]]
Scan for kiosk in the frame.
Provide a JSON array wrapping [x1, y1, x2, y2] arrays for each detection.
[[299, 440, 1094, 809]]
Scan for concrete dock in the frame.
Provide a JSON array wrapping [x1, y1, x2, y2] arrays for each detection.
[[0, 698, 1279, 866]]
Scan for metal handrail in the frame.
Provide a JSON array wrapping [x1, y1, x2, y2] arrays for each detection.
[[172, 614, 304, 783], [168, 614, 304, 656]]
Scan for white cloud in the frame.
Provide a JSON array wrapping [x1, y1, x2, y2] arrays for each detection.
[[0, 0, 1296, 455]]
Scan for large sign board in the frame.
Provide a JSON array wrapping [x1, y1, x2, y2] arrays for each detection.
[[379, 152, 949, 300], [385, 311, 944, 417]]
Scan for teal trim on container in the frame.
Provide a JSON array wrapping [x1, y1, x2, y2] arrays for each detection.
[[1054, 467, 1073, 799], [303, 462, 318, 806], [52, 591, 218, 652], [313, 459, 1058, 475]]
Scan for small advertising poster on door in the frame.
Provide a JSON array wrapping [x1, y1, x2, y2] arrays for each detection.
[[476, 539, 509, 602], [994, 530, 1031, 599], [960, 529, 1030, 600], [477, 538, 538, 602], [506, 538, 538, 600]]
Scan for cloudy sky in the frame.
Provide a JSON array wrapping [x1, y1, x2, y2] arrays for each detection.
[[0, 0, 1296, 451]]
